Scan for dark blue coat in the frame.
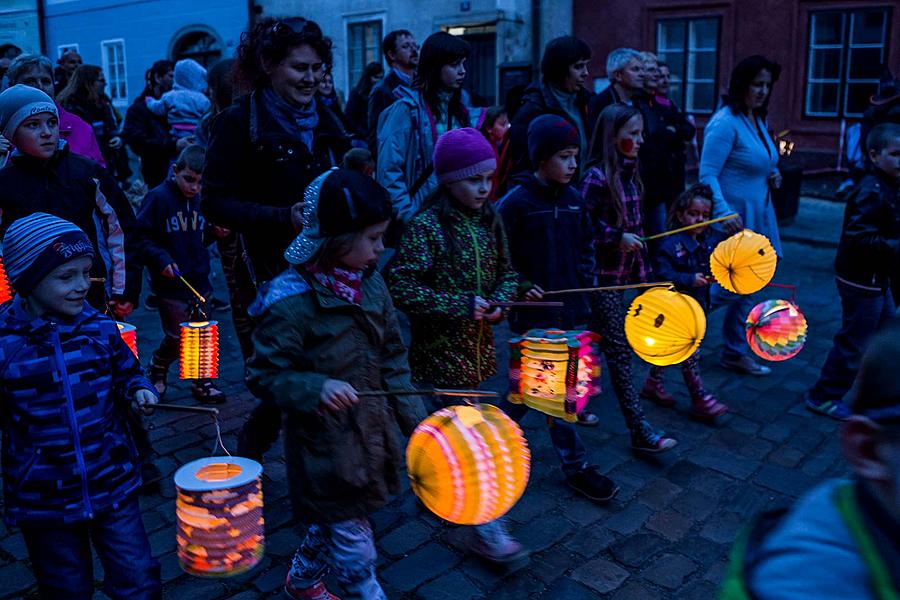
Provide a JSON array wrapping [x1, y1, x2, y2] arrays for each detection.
[[0, 298, 155, 525], [135, 178, 213, 301], [498, 174, 594, 333], [653, 229, 725, 308]]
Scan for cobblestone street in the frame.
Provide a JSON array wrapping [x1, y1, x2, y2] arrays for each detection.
[[0, 198, 852, 599]]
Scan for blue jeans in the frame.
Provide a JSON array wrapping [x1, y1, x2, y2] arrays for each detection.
[[710, 283, 756, 360], [644, 203, 668, 237], [499, 395, 588, 477], [808, 279, 896, 404], [19, 496, 161, 600]]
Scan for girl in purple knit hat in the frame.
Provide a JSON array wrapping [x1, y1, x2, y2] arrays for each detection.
[[388, 127, 528, 564]]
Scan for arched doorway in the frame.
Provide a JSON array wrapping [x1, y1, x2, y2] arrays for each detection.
[[170, 28, 223, 68]]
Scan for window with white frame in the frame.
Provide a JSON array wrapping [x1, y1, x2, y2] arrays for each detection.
[[347, 20, 382, 89], [656, 17, 720, 114], [56, 44, 79, 59], [100, 39, 127, 106], [805, 8, 891, 118]]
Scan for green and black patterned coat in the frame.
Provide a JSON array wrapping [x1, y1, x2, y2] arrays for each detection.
[[388, 203, 519, 387]]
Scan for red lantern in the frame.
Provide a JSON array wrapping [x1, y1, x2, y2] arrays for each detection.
[[0, 257, 13, 304], [116, 322, 139, 359], [179, 321, 219, 379], [508, 329, 601, 422], [175, 457, 265, 577]]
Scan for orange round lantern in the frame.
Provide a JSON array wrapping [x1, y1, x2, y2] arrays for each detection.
[[0, 257, 14, 304], [745, 299, 808, 361], [710, 229, 778, 295], [625, 287, 706, 366], [179, 321, 219, 379], [175, 457, 265, 577], [406, 404, 530, 525], [116, 322, 139, 359]]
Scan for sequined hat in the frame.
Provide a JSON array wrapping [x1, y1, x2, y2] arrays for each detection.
[[284, 168, 393, 265]]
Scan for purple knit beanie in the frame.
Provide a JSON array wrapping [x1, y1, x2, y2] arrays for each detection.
[[433, 128, 497, 184]]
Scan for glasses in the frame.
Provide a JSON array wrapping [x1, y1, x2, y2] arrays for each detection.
[[271, 17, 310, 36]]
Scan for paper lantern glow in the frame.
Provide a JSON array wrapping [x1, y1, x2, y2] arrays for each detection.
[[508, 329, 601, 422], [117, 322, 139, 359], [0, 257, 13, 304], [175, 456, 265, 577], [625, 287, 706, 366], [179, 321, 219, 379], [406, 404, 530, 525], [710, 230, 778, 295], [745, 299, 807, 361]]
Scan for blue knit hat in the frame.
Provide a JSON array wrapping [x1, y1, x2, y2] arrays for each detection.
[[527, 114, 579, 166], [1, 213, 94, 295]]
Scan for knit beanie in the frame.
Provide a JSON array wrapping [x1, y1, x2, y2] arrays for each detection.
[[433, 127, 497, 184], [0, 84, 58, 140], [1, 213, 94, 296], [528, 114, 579, 167]]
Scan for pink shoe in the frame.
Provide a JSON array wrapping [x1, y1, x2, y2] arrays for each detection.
[[640, 377, 675, 407], [285, 573, 341, 600], [691, 393, 729, 420]]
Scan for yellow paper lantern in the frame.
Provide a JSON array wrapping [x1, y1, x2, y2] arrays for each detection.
[[116, 322, 139, 359], [625, 287, 706, 366], [508, 329, 601, 422], [0, 257, 13, 304], [175, 457, 265, 577], [710, 229, 778, 295], [406, 404, 530, 525], [179, 321, 219, 379]]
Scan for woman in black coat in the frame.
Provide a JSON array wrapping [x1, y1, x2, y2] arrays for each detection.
[[121, 60, 177, 188], [345, 61, 383, 137]]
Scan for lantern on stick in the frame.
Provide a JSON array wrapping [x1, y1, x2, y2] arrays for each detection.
[[710, 230, 778, 295], [175, 456, 265, 577], [625, 287, 706, 366], [508, 329, 601, 422], [117, 322, 139, 359], [180, 320, 220, 379], [0, 257, 13, 304], [406, 404, 530, 525], [745, 299, 807, 361]]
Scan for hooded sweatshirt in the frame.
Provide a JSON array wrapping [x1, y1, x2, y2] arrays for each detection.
[[145, 59, 211, 129]]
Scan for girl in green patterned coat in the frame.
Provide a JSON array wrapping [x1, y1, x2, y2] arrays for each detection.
[[388, 127, 518, 390]]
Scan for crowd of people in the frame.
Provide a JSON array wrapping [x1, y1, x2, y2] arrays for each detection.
[[0, 13, 898, 600]]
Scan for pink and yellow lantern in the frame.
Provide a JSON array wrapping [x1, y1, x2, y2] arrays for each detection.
[[508, 329, 601, 422], [745, 299, 808, 361], [175, 457, 265, 577], [179, 321, 220, 379]]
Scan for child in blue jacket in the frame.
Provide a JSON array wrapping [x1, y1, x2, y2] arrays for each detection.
[[0, 213, 160, 600], [641, 183, 729, 419]]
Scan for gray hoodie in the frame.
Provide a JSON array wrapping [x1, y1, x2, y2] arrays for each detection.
[[146, 59, 211, 129]]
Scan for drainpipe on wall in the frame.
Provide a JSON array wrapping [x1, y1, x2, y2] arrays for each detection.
[[531, 0, 540, 79], [37, 0, 47, 55]]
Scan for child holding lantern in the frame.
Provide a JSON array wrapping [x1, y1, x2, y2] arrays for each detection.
[[0, 213, 160, 600], [641, 183, 729, 419], [246, 168, 428, 600], [134, 144, 226, 403], [580, 103, 677, 453], [387, 128, 526, 563]]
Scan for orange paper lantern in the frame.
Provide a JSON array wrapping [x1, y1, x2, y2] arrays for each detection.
[[0, 257, 13, 304], [508, 329, 601, 422], [179, 321, 219, 379], [175, 457, 265, 577], [710, 229, 778, 295], [406, 404, 530, 525], [625, 287, 706, 366], [116, 322, 139, 359]]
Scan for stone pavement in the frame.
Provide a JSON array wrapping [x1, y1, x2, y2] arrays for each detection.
[[0, 197, 853, 599]]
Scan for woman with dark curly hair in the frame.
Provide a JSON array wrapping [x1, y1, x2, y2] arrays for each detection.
[[201, 17, 352, 462]]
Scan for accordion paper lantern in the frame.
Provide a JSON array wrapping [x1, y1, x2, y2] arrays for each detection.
[[625, 287, 706, 366], [0, 257, 13, 304], [116, 322, 139, 359], [745, 299, 808, 361], [175, 457, 265, 577], [508, 329, 601, 422], [406, 404, 530, 525], [180, 321, 219, 379], [710, 230, 778, 295]]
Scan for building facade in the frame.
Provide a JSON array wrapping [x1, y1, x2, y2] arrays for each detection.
[[42, 0, 249, 110], [254, 0, 573, 108], [575, 0, 898, 166], [0, 0, 42, 58]]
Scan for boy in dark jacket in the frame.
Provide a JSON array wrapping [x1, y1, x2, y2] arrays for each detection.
[[805, 123, 900, 421], [0, 213, 160, 600], [136, 145, 226, 403], [497, 114, 618, 503]]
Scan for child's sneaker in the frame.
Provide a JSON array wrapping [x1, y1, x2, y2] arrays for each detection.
[[691, 392, 729, 420], [805, 396, 851, 421], [640, 377, 675, 407], [566, 466, 619, 502], [191, 379, 226, 404], [576, 411, 600, 426], [284, 575, 341, 600], [471, 520, 529, 565], [630, 419, 677, 454]]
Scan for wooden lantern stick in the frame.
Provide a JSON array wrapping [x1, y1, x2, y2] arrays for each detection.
[[173, 268, 207, 304], [153, 402, 220, 415], [542, 281, 673, 297], [489, 301, 565, 308], [357, 388, 498, 398], [640, 213, 740, 242]]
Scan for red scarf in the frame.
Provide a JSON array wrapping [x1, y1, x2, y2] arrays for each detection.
[[306, 264, 363, 304]]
